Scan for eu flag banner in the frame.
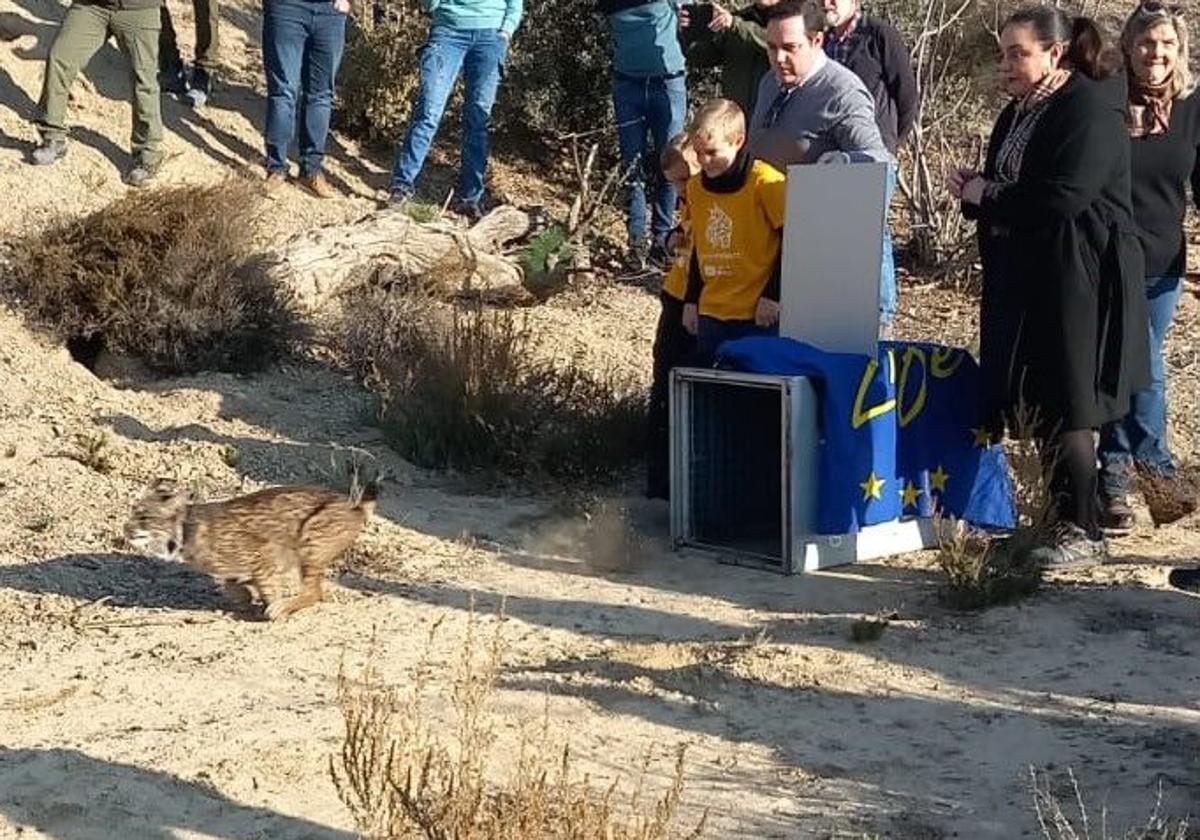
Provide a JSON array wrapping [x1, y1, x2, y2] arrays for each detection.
[[715, 337, 1017, 535]]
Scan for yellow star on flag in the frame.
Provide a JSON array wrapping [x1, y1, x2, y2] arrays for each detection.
[[930, 465, 950, 493], [971, 427, 992, 448], [860, 471, 886, 501], [901, 481, 921, 509]]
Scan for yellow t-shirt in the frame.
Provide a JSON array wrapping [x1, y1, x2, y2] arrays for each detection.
[[685, 160, 787, 320], [661, 217, 692, 301]]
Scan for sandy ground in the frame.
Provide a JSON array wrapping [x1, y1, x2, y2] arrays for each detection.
[[1, 1, 1199, 838]]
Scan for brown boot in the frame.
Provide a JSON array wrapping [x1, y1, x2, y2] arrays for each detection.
[[1099, 493, 1135, 535], [264, 171, 287, 195], [298, 171, 337, 199]]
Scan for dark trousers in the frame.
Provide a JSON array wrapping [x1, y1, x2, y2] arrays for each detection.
[[262, 0, 346, 176], [695, 315, 775, 367], [160, 0, 220, 73], [646, 294, 695, 498]]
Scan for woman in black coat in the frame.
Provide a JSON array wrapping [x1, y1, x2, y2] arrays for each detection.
[[1097, 2, 1199, 532], [949, 6, 1150, 567]]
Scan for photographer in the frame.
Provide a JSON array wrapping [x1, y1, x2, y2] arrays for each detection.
[[680, 1, 779, 118]]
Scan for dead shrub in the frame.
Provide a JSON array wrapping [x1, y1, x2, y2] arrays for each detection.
[[1, 180, 298, 374], [340, 288, 645, 483], [330, 609, 707, 840], [1030, 767, 1193, 840]]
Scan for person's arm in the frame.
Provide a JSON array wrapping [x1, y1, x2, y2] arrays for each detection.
[[880, 24, 918, 147], [832, 89, 891, 162], [685, 250, 703, 303], [501, 0, 523, 36], [976, 96, 1117, 227], [1190, 105, 1200, 209], [726, 6, 767, 49]]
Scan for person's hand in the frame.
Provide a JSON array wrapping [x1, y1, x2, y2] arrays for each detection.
[[946, 166, 978, 199], [755, 298, 780, 328], [682, 304, 699, 336], [665, 228, 683, 255], [333, 0, 350, 14], [816, 150, 851, 165], [710, 2, 733, 31], [960, 176, 986, 206], [678, 6, 691, 30]]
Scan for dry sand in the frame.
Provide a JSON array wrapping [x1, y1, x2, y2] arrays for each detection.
[[1, 1, 1198, 837]]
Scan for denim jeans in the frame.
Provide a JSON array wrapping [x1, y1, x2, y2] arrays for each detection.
[[263, 0, 346, 176], [390, 26, 508, 205], [612, 73, 687, 246], [1098, 274, 1183, 497]]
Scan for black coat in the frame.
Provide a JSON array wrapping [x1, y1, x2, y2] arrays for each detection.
[[970, 73, 1150, 434]]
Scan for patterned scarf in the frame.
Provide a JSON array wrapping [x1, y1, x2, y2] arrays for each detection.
[[993, 70, 1072, 184], [1128, 75, 1174, 137]]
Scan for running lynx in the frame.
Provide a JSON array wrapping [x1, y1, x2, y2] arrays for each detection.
[[123, 478, 377, 620]]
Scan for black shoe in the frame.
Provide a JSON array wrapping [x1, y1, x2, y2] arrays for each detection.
[[647, 241, 672, 271], [30, 137, 67, 165], [626, 239, 650, 272], [124, 161, 160, 188], [1167, 567, 1200, 595], [1026, 523, 1108, 569], [451, 199, 484, 223], [1100, 494, 1135, 535], [187, 67, 213, 108], [159, 66, 187, 97]]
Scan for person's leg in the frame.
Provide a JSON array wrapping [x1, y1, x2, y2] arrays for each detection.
[[192, 0, 220, 73], [646, 74, 687, 246], [389, 26, 469, 197], [158, 5, 183, 76], [36, 3, 111, 147], [879, 163, 898, 328], [1130, 275, 1182, 472], [456, 28, 507, 207], [296, 0, 346, 178], [612, 76, 649, 249], [112, 7, 164, 173], [262, 0, 308, 175], [647, 294, 689, 498]]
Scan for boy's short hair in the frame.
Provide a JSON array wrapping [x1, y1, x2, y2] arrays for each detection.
[[660, 132, 699, 173], [689, 99, 746, 144]]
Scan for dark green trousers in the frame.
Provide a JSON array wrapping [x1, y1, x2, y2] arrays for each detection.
[[37, 2, 164, 167], [160, 0, 219, 74]]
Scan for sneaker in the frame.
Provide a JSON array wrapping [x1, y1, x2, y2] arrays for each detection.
[[298, 171, 336, 199], [1026, 523, 1108, 570], [1100, 493, 1135, 535], [124, 161, 160, 188], [187, 67, 213, 108], [1167, 567, 1200, 595], [647, 241, 673, 271], [264, 170, 287, 194], [30, 137, 67, 165], [385, 187, 412, 210], [159, 66, 187, 97]]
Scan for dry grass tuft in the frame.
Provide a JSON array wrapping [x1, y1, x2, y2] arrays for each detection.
[[2, 180, 299, 374], [340, 288, 644, 483], [1030, 767, 1193, 840], [331, 609, 707, 839]]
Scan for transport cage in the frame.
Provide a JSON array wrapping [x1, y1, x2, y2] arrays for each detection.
[[669, 368, 936, 574]]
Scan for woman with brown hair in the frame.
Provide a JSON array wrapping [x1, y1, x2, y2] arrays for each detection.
[[1097, 2, 1200, 533], [948, 5, 1150, 567]]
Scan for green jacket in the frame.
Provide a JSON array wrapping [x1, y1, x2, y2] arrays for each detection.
[[683, 2, 769, 118]]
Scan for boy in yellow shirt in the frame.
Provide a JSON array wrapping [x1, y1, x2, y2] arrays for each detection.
[[681, 98, 787, 364], [646, 132, 700, 500]]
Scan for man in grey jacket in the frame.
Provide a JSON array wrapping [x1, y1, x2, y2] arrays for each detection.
[[748, 0, 897, 326]]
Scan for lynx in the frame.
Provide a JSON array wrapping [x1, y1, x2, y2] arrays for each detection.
[[123, 478, 377, 620]]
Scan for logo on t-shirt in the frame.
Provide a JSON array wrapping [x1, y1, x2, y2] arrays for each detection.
[[706, 205, 733, 251]]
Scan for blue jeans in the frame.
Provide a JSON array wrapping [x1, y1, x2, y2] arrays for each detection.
[[390, 26, 508, 205], [612, 73, 687, 246], [1098, 274, 1183, 496], [696, 316, 776, 367], [263, 0, 346, 176]]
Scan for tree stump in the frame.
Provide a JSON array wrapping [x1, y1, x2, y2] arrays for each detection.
[[256, 205, 535, 310]]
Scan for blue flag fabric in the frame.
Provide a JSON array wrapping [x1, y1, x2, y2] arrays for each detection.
[[715, 337, 1017, 535]]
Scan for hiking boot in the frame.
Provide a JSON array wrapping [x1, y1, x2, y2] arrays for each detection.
[[385, 187, 413, 211], [124, 161, 160, 188], [264, 170, 287, 195], [187, 67, 213, 109], [30, 137, 67, 166], [1026, 523, 1108, 570], [1100, 493, 1135, 535], [298, 171, 336, 199], [1167, 567, 1200, 595], [626, 238, 650, 272], [451, 198, 484, 223], [647, 240, 673, 271]]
